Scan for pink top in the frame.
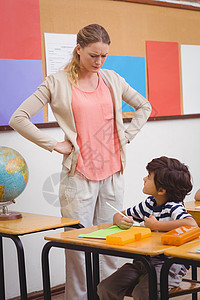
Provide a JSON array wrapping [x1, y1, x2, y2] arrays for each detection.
[[71, 74, 121, 181]]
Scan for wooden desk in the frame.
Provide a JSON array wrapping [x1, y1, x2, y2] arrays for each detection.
[[160, 238, 200, 300], [0, 212, 81, 300], [42, 223, 175, 300], [185, 200, 200, 226]]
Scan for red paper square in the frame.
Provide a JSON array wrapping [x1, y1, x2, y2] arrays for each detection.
[[146, 41, 181, 117], [0, 0, 42, 59]]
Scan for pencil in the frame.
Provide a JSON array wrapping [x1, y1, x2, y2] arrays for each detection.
[[106, 201, 130, 220]]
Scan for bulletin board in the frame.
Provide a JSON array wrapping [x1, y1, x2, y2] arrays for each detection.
[[1, 0, 200, 130], [39, 0, 200, 121], [115, 0, 200, 11]]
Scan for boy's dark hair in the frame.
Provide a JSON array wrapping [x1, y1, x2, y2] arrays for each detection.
[[146, 156, 192, 202]]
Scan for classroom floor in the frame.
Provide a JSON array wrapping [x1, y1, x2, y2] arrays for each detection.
[[51, 293, 199, 299]]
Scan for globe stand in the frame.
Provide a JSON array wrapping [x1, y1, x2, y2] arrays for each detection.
[[0, 201, 22, 221]]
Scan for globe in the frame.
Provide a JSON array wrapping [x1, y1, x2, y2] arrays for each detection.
[[0, 146, 29, 220]]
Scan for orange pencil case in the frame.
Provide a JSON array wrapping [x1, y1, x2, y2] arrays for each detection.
[[161, 226, 200, 246], [106, 227, 151, 246]]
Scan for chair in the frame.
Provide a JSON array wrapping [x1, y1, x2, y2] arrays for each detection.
[[125, 269, 200, 299], [169, 278, 200, 298]]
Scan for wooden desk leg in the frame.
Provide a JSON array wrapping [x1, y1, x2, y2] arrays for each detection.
[[85, 251, 95, 300], [137, 256, 157, 300], [0, 234, 28, 300], [42, 242, 94, 300], [0, 236, 5, 300], [160, 257, 177, 300], [42, 242, 53, 300], [192, 266, 197, 300], [10, 236, 28, 300], [161, 258, 199, 300], [92, 253, 99, 300]]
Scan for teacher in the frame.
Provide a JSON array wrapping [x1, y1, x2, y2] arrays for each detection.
[[9, 24, 152, 300]]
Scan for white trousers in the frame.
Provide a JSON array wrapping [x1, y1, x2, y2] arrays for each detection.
[[59, 169, 124, 300]]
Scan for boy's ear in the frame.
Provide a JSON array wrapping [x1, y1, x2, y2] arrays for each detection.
[[158, 187, 166, 195]]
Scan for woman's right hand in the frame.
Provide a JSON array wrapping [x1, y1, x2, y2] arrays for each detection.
[[54, 140, 73, 155]]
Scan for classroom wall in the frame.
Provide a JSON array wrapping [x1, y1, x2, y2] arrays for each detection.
[[1, 0, 200, 298], [2, 119, 200, 298]]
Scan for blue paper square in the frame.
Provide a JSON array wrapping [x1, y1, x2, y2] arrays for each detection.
[[103, 55, 146, 112], [0, 59, 43, 126]]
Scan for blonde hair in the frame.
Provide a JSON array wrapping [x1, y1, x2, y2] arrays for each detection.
[[65, 24, 111, 84]]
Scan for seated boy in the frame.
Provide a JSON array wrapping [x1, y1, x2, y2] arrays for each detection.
[[97, 156, 197, 300]]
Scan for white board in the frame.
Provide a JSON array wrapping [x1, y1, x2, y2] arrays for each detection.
[[181, 44, 200, 114], [44, 33, 76, 121]]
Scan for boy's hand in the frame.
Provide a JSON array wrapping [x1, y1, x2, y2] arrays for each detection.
[[113, 213, 134, 229], [144, 215, 158, 230]]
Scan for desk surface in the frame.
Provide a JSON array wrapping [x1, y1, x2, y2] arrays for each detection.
[[164, 238, 200, 261], [0, 212, 80, 235], [45, 223, 175, 256]]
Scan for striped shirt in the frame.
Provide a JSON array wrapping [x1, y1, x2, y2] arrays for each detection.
[[126, 196, 192, 269], [126, 196, 192, 223]]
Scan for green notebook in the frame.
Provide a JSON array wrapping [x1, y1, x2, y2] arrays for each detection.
[[78, 225, 129, 239]]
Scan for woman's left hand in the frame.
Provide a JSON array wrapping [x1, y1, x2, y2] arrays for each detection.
[[54, 140, 73, 155]]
